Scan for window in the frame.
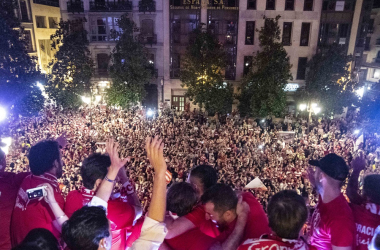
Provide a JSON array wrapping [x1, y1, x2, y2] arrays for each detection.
[[247, 0, 256, 9], [90, 17, 121, 42], [20, 1, 29, 22], [373, 69, 380, 79], [282, 22, 292, 46], [24, 30, 33, 52], [97, 53, 109, 76], [364, 37, 371, 51], [172, 96, 185, 111], [35, 16, 46, 28], [300, 23, 310, 46], [48, 17, 58, 28], [285, 0, 294, 10], [243, 56, 253, 76], [304, 0, 313, 10], [245, 21, 255, 45], [266, 0, 275, 10], [297, 57, 307, 80], [170, 54, 180, 78], [141, 19, 154, 36], [172, 20, 181, 43], [39, 39, 56, 72]]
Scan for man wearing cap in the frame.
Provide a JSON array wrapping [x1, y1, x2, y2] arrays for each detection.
[[308, 153, 355, 250], [347, 155, 380, 250]]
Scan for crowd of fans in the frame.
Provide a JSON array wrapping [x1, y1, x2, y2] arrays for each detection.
[[0, 105, 380, 250]]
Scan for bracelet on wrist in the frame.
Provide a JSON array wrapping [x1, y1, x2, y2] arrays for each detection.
[[105, 175, 115, 183], [56, 214, 66, 220]]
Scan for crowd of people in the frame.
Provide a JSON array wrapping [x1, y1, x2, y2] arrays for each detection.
[[0, 105, 380, 250]]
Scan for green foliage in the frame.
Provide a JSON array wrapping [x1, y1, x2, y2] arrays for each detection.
[[239, 16, 292, 118], [106, 14, 153, 109], [46, 18, 94, 109], [180, 25, 232, 115], [0, 0, 44, 117], [301, 44, 356, 115]]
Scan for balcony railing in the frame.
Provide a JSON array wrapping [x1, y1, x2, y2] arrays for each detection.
[[138, 34, 157, 46], [89, 0, 132, 11], [67, 1, 84, 13], [139, 0, 156, 12], [33, 0, 59, 7], [376, 39, 380, 46]]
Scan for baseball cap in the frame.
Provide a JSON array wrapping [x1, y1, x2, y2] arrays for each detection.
[[309, 153, 349, 181]]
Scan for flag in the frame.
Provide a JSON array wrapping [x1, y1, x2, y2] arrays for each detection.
[[244, 177, 268, 190], [354, 134, 364, 151], [165, 170, 172, 184]]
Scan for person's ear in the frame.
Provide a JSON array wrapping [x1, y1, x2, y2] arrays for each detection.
[[94, 178, 103, 191], [98, 238, 107, 250]]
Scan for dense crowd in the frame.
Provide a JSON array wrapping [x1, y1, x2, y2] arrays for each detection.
[[1, 105, 380, 250]]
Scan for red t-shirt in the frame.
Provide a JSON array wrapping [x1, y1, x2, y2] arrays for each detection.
[[11, 173, 65, 247], [310, 194, 355, 250], [238, 234, 315, 250], [64, 187, 136, 250], [165, 228, 218, 250], [185, 192, 271, 244], [0, 172, 29, 250], [350, 202, 380, 250]]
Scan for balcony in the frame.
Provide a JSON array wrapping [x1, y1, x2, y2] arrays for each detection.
[[67, 1, 84, 13], [138, 34, 157, 46], [33, 0, 59, 7], [89, 0, 132, 12], [376, 39, 380, 46], [139, 0, 156, 12]]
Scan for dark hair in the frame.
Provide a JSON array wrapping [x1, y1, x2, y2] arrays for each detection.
[[166, 182, 198, 217], [363, 175, 380, 205], [190, 165, 217, 190], [81, 153, 111, 190], [201, 183, 238, 213], [12, 228, 60, 250], [373, 229, 380, 250], [28, 140, 60, 175], [62, 206, 110, 250], [267, 190, 308, 239]]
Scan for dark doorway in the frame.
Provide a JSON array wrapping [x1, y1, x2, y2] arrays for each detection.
[[143, 84, 158, 110]]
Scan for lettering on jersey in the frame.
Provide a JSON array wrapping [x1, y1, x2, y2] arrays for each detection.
[[356, 223, 375, 236], [355, 223, 376, 247], [14, 187, 29, 211]]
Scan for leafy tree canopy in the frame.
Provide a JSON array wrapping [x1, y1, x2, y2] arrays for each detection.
[[239, 16, 292, 118]]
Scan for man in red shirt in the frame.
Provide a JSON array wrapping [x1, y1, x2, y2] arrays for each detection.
[[11, 140, 65, 246], [201, 183, 271, 244], [64, 153, 142, 250], [238, 190, 314, 250], [347, 156, 380, 250], [0, 149, 29, 250], [308, 153, 355, 250]]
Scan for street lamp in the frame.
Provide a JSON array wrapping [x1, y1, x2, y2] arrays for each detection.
[[299, 102, 322, 133]]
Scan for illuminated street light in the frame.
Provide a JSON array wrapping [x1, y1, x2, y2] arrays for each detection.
[[81, 96, 91, 104], [0, 137, 12, 155], [0, 106, 6, 122], [356, 87, 364, 98], [313, 107, 321, 114], [299, 104, 307, 111], [95, 95, 102, 102], [354, 129, 360, 135], [147, 109, 154, 117]]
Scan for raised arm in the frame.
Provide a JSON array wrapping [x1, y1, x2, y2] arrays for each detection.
[[347, 155, 366, 205]]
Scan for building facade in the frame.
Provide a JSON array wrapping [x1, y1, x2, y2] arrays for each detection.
[[59, 0, 165, 108], [16, 0, 61, 73], [362, 3, 380, 86]]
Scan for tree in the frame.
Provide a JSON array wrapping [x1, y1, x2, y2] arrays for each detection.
[[180, 25, 233, 115], [300, 44, 356, 115], [0, 0, 44, 117], [238, 16, 292, 118], [46, 18, 94, 108], [106, 14, 153, 109]]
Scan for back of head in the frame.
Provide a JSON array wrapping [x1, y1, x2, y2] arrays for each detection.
[[12, 228, 60, 250], [190, 165, 217, 190], [267, 190, 308, 239], [166, 182, 198, 217], [81, 153, 111, 190], [363, 175, 380, 205], [370, 226, 380, 250], [201, 183, 238, 213], [62, 206, 110, 250], [28, 140, 60, 175]]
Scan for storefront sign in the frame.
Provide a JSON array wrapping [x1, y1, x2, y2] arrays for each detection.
[[284, 83, 300, 92]]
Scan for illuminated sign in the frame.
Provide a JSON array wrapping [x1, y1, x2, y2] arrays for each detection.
[[284, 83, 299, 92]]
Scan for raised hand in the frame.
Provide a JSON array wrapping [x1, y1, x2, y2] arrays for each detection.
[[106, 138, 130, 174], [38, 183, 56, 204], [56, 132, 68, 149], [236, 196, 250, 218], [145, 136, 167, 175], [351, 152, 366, 172]]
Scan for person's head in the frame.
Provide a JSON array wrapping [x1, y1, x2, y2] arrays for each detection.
[[188, 165, 217, 196], [363, 174, 380, 205], [309, 153, 349, 192], [166, 182, 198, 218], [62, 206, 111, 250], [12, 228, 60, 250], [369, 226, 380, 250], [28, 140, 62, 178], [81, 153, 111, 191], [201, 183, 238, 226], [267, 190, 308, 239]]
